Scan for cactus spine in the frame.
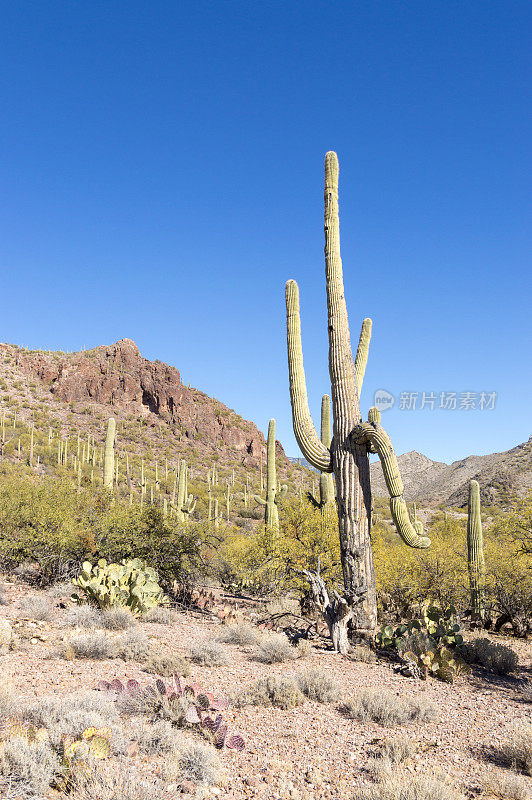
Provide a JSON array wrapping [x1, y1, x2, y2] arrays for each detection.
[[467, 479, 485, 620], [254, 419, 287, 531], [285, 152, 429, 649], [103, 418, 115, 490]]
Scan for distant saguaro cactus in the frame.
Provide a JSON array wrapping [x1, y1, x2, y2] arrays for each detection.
[[254, 419, 287, 531], [308, 395, 335, 511], [286, 152, 430, 651], [176, 460, 196, 523], [467, 479, 485, 620], [103, 418, 115, 490]]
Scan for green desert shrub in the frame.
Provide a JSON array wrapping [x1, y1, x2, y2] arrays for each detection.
[[341, 690, 439, 727], [0, 469, 207, 588]]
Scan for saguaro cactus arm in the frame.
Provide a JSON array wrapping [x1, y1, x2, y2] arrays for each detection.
[[354, 318, 372, 397], [353, 411, 430, 548], [286, 280, 333, 473]]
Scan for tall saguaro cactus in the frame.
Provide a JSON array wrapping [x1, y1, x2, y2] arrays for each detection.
[[103, 418, 115, 490], [467, 479, 485, 620], [254, 419, 287, 531], [286, 152, 430, 651]]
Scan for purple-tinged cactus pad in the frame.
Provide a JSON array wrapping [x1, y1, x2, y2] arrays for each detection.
[[226, 734, 245, 751]]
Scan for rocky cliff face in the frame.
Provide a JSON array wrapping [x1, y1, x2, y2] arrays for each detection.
[[1, 339, 289, 474]]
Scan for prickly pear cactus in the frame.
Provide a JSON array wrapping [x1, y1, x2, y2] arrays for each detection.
[[71, 558, 166, 615]]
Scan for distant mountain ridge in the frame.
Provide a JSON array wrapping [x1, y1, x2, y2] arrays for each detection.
[[370, 437, 532, 506]]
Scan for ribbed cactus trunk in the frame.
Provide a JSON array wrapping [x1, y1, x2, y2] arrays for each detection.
[[467, 480, 485, 620], [323, 153, 375, 634], [103, 418, 115, 490], [265, 419, 279, 531]]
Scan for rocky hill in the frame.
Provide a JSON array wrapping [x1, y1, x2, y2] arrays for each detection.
[[370, 436, 532, 507], [0, 339, 309, 490]]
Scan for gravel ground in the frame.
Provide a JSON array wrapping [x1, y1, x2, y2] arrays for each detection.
[[1, 582, 530, 799]]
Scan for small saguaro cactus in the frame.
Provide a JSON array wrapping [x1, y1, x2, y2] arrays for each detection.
[[176, 460, 196, 523], [467, 479, 485, 621], [254, 419, 287, 531], [308, 395, 335, 511], [285, 152, 430, 651], [103, 418, 116, 490]]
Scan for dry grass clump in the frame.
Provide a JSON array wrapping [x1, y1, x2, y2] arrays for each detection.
[[341, 690, 439, 727], [115, 629, 151, 662], [142, 606, 178, 625], [0, 686, 17, 721], [353, 769, 465, 800], [516, 679, 532, 704], [142, 650, 191, 677], [127, 718, 177, 755], [497, 726, 532, 776], [67, 631, 115, 660], [101, 607, 137, 630], [22, 690, 118, 746], [296, 668, 340, 703], [16, 594, 53, 621], [461, 637, 518, 675], [216, 622, 259, 646], [0, 735, 60, 796], [165, 738, 222, 784], [46, 580, 73, 600], [189, 639, 228, 667], [349, 645, 377, 663], [61, 604, 102, 629], [253, 632, 297, 664], [236, 675, 305, 709], [487, 772, 532, 800], [72, 759, 166, 799]]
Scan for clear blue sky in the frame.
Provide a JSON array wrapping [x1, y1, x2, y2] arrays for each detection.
[[1, 1, 530, 464]]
